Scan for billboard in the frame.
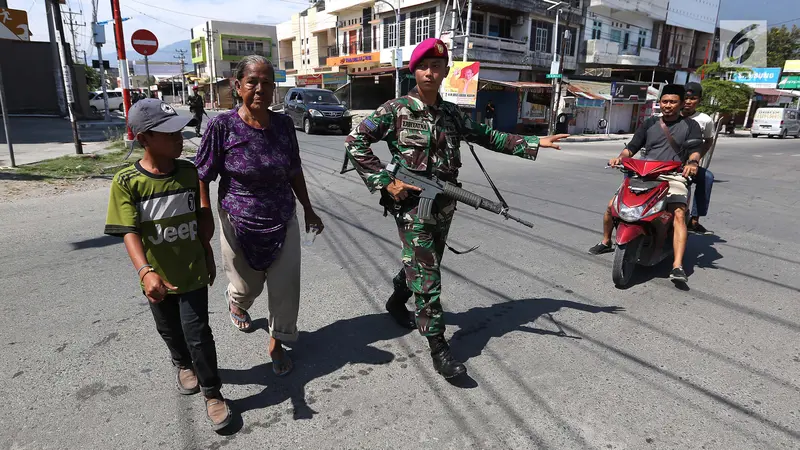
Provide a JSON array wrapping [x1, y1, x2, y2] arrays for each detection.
[[610, 82, 648, 104], [729, 67, 781, 88], [719, 20, 768, 68], [274, 70, 287, 83], [784, 60, 800, 73], [442, 61, 480, 107], [778, 76, 800, 89], [666, 0, 720, 34]]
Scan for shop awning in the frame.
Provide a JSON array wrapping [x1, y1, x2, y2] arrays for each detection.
[[481, 79, 552, 90], [567, 80, 614, 102], [754, 88, 790, 97], [350, 65, 409, 78]]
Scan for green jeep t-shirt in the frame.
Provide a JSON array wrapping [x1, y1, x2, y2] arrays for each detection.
[[105, 159, 209, 294]]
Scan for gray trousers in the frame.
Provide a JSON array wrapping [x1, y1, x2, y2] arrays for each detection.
[[219, 210, 301, 341]]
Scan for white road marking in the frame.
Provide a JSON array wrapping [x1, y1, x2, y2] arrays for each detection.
[[754, 155, 763, 157]]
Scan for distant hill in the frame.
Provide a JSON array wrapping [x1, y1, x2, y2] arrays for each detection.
[[126, 39, 191, 63]]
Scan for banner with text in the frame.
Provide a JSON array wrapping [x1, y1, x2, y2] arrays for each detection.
[[442, 61, 480, 107]]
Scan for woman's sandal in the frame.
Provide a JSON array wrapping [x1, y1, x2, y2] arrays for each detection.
[[226, 291, 255, 333]]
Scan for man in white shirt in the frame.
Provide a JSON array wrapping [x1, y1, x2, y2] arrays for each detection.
[[683, 82, 715, 235]]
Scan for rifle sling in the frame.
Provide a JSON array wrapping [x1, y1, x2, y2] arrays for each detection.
[[466, 142, 509, 210]]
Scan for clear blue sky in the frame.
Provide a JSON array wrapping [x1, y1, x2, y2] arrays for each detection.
[[720, 0, 800, 28]]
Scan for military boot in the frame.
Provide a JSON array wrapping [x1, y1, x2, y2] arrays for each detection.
[[427, 335, 467, 379], [385, 269, 416, 329]]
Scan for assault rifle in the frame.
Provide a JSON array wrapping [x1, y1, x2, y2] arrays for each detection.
[[386, 162, 534, 228]]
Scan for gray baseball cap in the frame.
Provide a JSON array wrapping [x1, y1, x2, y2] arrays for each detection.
[[126, 99, 191, 157]]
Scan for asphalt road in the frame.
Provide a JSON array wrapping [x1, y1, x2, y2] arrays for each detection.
[[2, 119, 799, 449]]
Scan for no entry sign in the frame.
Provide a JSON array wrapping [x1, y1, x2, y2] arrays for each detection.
[[131, 29, 158, 56]]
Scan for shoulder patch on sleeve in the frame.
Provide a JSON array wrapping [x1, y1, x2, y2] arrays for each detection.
[[363, 118, 378, 132]]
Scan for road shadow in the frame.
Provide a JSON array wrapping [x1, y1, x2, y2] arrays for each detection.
[[70, 235, 121, 251], [0, 171, 56, 181], [222, 299, 622, 420], [683, 234, 726, 275], [220, 313, 413, 419], [448, 298, 623, 363], [613, 234, 725, 290]]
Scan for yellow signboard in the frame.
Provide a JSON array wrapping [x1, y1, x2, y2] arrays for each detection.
[[0, 8, 30, 41], [442, 61, 480, 107], [784, 60, 800, 73]]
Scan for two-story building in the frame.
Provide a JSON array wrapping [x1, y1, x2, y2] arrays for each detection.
[[190, 20, 278, 106]]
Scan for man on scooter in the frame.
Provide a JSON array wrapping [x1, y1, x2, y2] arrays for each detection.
[[682, 82, 715, 235], [588, 84, 703, 283]]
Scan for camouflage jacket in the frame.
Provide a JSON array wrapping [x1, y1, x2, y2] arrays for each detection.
[[188, 94, 204, 113], [344, 87, 540, 192]]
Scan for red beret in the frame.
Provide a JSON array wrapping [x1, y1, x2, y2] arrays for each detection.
[[409, 38, 448, 72]]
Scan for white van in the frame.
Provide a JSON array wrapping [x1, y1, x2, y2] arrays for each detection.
[[750, 107, 800, 138], [88, 90, 124, 113]]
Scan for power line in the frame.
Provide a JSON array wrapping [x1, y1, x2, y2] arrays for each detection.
[[769, 17, 800, 27], [125, 4, 190, 30]]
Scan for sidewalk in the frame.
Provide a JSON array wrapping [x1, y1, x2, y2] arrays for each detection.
[[0, 117, 122, 167]]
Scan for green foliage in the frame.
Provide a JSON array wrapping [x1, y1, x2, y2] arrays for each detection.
[[697, 78, 753, 116], [767, 25, 800, 69], [83, 64, 102, 91]]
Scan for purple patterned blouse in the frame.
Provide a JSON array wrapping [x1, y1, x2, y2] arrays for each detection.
[[195, 108, 302, 271]]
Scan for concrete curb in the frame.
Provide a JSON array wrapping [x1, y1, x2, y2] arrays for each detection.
[[78, 121, 126, 129]]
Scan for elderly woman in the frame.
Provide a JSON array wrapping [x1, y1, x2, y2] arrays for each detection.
[[195, 55, 324, 376]]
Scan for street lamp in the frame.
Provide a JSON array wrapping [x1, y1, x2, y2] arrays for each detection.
[[374, 0, 401, 99]]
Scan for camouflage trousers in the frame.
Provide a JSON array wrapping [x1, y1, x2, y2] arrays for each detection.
[[394, 198, 456, 337]]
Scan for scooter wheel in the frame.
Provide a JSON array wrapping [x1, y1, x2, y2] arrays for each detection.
[[612, 237, 642, 287]]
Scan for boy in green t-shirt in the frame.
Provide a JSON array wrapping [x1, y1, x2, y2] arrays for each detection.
[[104, 99, 232, 431]]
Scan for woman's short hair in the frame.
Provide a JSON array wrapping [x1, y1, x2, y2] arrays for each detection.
[[234, 55, 274, 81]]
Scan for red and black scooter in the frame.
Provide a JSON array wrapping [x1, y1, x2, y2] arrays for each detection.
[[608, 154, 697, 287]]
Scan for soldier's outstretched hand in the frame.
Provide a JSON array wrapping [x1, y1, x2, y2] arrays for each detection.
[[539, 134, 570, 150]]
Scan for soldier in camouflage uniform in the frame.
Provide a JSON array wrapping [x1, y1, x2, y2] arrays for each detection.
[[344, 38, 567, 378]]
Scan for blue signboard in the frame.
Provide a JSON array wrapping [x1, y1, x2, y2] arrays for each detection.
[[730, 68, 781, 88], [274, 70, 287, 83]]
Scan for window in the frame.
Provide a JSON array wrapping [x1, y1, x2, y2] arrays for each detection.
[[623, 31, 630, 50], [383, 17, 397, 48], [414, 17, 430, 45], [638, 29, 647, 48], [535, 25, 549, 52], [488, 16, 512, 39], [591, 21, 602, 40], [610, 29, 622, 43], [563, 29, 572, 56]]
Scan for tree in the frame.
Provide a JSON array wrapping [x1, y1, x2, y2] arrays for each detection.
[[767, 25, 800, 69], [82, 64, 101, 91], [696, 78, 753, 117]]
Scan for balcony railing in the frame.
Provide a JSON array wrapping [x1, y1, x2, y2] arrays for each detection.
[[585, 39, 660, 65], [327, 39, 369, 58], [319, 56, 329, 67], [283, 60, 294, 70], [223, 48, 269, 57]]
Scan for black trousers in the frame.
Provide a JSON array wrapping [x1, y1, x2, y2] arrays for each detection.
[[148, 287, 221, 396]]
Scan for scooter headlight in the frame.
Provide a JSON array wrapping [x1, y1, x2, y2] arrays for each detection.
[[618, 203, 645, 222], [643, 199, 666, 218]]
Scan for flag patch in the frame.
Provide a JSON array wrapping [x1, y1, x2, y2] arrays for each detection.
[[363, 118, 378, 131]]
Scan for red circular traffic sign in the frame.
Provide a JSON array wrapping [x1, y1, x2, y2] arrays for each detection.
[[131, 29, 159, 56]]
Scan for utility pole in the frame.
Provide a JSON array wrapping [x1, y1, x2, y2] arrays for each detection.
[[462, 0, 473, 62], [91, 0, 111, 121], [46, 0, 68, 116], [204, 24, 219, 109], [0, 61, 16, 167], [110, 0, 133, 140], [551, 9, 572, 136], [175, 49, 188, 105], [49, 0, 83, 154], [62, 8, 86, 64]]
